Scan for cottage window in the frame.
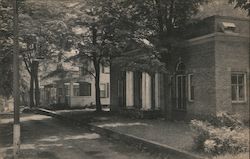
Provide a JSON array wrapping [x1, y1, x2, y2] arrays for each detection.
[[64, 83, 70, 96], [188, 74, 194, 101], [101, 66, 110, 74], [73, 83, 79, 96], [58, 88, 63, 96], [79, 82, 91, 96], [231, 73, 246, 103], [80, 67, 88, 76], [100, 83, 109, 98]]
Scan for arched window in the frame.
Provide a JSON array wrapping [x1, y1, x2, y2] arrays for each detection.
[[176, 61, 186, 73]]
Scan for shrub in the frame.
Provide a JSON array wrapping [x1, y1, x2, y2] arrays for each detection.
[[213, 153, 249, 159], [207, 113, 244, 129], [190, 113, 249, 156]]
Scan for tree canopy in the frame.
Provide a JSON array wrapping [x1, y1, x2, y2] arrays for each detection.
[[229, 0, 250, 15]]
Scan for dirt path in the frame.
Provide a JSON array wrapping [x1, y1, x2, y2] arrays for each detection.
[[0, 114, 172, 159]]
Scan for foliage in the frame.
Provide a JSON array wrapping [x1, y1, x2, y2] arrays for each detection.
[[194, 0, 247, 19], [229, 0, 250, 15], [117, 0, 210, 65], [63, 0, 148, 111], [190, 113, 249, 156], [213, 153, 249, 159], [204, 112, 245, 129], [0, 0, 13, 97]]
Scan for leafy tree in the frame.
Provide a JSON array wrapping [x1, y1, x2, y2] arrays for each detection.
[[64, 0, 209, 111], [18, 0, 72, 107], [0, 0, 75, 108], [229, 0, 250, 15], [0, 0, 13, 99], [64, 0, 140, 112], [0, 0, 27, 110], [114, 0, 210, 66]]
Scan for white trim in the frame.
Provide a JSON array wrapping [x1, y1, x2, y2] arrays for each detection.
[[187, 33, 249, 45], [221, 22, 236, 28], [188, 33, 215, 43]]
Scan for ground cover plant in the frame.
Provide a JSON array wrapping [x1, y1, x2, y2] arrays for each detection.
[[190, 113, 249, 156]]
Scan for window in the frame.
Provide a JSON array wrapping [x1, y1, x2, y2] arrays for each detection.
[[73, 83, 79, 96], [58, 88, 63, 96], [79, 82, 91, 96], [176, 75, 186, 110], [80, 67, 88, 76], [231, 73, 246, 102], [100, 83, 109, 98], [188, 74, 194, 101], [101, 66, 110, 74], [64, 83, 70, 96]]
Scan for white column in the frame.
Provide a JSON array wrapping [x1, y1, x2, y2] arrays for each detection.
[[126, 71, 134, 107], [142, 72, 151, 110]]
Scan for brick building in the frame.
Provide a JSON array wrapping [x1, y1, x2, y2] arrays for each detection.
[[110, 15, 249, 120]]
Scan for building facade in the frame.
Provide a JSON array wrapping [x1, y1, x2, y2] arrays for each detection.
[[110, 15, 249, 120], [41, 62, 110, 108]]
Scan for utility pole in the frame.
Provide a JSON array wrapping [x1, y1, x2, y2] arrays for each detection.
[[13, 0, 20, 158]]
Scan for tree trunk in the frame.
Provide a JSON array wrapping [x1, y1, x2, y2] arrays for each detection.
[[29, 63, 35, 108], [166, 0, 175, 35], [33, 61, 40, 107], [91, 24, 102, 112], [94, 62, 102, 112], [155, 0, 164, 35]]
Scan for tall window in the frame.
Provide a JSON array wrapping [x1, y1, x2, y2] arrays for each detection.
[[188, 74, 194, 101], [231, 73, 246, 102], [79, 82, 91, 96], [73, 83, 79, 96], [100, 83, 109, 98]]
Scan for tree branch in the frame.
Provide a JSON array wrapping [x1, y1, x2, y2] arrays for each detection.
[[23, 55, 31, 74]]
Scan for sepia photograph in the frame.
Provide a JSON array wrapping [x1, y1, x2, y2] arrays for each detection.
[[0, 0, 249, 158]]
